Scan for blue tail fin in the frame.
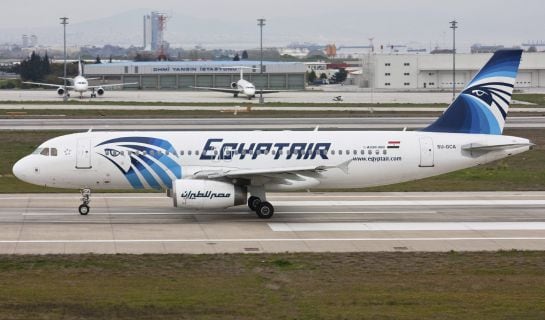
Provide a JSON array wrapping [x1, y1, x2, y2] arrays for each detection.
[[423, 49, 523, 135]]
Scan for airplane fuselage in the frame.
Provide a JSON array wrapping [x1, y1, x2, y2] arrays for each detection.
[[235, 79, 256, 98], [13, 130, 530, 191], [72, 75, 89, 93]]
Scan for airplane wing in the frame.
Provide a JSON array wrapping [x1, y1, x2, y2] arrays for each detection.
[[192, 160, 351, 179], [23, 82, 74, 89], [190, 86, 240, 94], [255, 89, 301, 94], [87, 83, 138, 89]]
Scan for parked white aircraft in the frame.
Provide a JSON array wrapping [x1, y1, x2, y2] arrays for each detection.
[[191, 66, 283, 100], [23, 60, 136, 98], [13, 50, 532, 218]]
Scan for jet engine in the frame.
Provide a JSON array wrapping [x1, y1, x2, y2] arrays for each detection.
[[172, 179, 247, 209], [97, 87, 105, 96], [230, 82, 238, 89], [57, 87, 65, 96]]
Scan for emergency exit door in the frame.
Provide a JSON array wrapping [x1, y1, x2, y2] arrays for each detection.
[[76, 139, 92, 169], [419, 137, 434, 167]]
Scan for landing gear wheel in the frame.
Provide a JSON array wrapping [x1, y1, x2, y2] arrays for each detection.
[[234, 93, 239, 98], [78, 204, 90, 215], [79, 188, 91, 216], [248, 196, 261, 211], [256, 202, 274, 219]]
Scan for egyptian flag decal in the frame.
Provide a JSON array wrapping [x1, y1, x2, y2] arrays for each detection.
[[387, 141, 400, 149]]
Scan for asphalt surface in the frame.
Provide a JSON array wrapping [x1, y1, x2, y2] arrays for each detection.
[[1, 192, 545, 254], [0, 89, 473, 104], [1, 116, 544, 131]]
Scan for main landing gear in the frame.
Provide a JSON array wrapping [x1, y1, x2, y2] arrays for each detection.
[[90, 89, 97, 98], [78, 188, 91, 215], [248, 196, 274, 219]]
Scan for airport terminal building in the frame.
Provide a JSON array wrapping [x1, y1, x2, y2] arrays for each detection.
[[85, 60, 307, 90], [365, 52, 545, 90]]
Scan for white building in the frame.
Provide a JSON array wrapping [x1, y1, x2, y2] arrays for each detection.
[[367, 52, 545, 90]]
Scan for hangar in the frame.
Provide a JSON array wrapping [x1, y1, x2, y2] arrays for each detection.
[[366, 52, 545, 90], [84, 60, 307, 90]]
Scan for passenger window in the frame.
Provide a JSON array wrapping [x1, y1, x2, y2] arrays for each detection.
[[360, 150, 365, 155], [51, 148, 58, 156], [368, 150, 372, 155], [383, 150, 387, 155], [180, 150, 184, 156], [331, 150, 335, 155], [195, 150, 200, 156], [188, 151, 192, 156], [353, 150, 357, 155], [40, 148, 50, 156], [339, 150, 342, 155]]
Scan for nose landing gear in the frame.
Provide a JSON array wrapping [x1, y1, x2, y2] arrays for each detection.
[[78, 188, 91, 215]]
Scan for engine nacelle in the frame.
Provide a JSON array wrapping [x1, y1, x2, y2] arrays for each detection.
[[173, 179, 247, 209], [230, 82, 238, 89], [57, 87, 65, 96], [97, 87, 105, 96]]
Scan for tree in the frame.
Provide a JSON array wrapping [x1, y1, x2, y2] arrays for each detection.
[[20, 51, 48, 82], [233, 53, 240, 61], [307, 70, 317, 83], [320, 73, 328, 79], [95, 55, 102, 64], [242, 50, 249, 59], [332, 68, 348, 83]]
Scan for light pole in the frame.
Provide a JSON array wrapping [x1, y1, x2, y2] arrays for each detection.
[[450, 19, 458, 101], [60, 17, 69, 102], [257, 18, 266, 104]]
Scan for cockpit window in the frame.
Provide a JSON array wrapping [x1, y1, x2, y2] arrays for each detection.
[[51, 148, 58, 156], [40, 148, 50, 156]]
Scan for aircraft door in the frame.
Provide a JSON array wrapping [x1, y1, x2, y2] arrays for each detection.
[[76, 139, 92, 169], [419, 137, 434, 167]]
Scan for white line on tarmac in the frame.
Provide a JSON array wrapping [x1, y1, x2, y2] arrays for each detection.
[[269, 222, 545, 232], [274, 200, 545, 206], [1, 237, 545, 244], [19, 210, 437, 216]]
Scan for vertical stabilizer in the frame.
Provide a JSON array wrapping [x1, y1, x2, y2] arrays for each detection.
[[423, 49, 522, 135], [78, 58, 83, 76]]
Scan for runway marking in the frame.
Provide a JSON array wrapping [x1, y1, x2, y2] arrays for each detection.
[[274, 200, 545, 206], [1, 237, 545, 244], [269, 222, 545, 232], [19, 210, 438, 216]]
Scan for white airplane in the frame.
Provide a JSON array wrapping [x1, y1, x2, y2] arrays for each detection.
[[13, 50, 532, 218], [23, 60, 136, 99], [191, 66, 283, 100]]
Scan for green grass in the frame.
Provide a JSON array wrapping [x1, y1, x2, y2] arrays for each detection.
[[1, 129, 544, 193], [513, 94, 545, 106], [0, 108, 448, 119], [0, 252, 544, 319]]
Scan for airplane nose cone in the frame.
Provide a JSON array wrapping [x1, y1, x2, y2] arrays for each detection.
[[12, 157, 30, 182]]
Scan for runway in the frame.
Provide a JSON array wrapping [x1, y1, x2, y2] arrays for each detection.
[[1, 89, 540, 104], [1, 191, 545, 254], [2, 116, 545, 130]]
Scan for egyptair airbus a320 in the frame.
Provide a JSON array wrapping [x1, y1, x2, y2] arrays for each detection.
[[13, 50, 532, 218]]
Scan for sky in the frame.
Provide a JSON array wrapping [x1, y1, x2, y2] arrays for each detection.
[[1, 0, 544, 50]]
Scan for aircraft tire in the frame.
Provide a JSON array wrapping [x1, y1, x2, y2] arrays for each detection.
[[256, 202, 274, 219], [78, 204, 90, 215], [248, 196, 261, 211]]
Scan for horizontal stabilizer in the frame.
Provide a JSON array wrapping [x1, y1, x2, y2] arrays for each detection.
[[462, 142, 534, 152]]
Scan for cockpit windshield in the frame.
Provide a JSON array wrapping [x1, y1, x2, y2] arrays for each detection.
[[32, 147, 58, 157]]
